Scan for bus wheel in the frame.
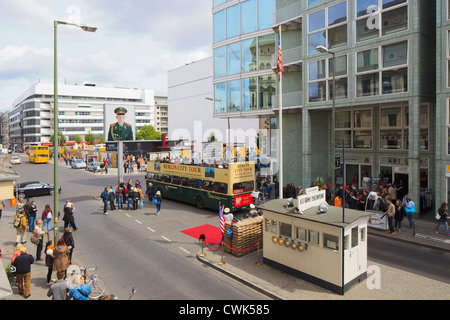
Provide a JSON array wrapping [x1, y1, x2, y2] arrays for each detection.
[[196, 196, 205, 210]]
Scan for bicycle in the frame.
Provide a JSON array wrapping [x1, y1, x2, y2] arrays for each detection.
[[67, 265, 106, 299]]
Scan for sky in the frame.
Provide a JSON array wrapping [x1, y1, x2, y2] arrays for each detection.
[[0, 0, 212, 112]]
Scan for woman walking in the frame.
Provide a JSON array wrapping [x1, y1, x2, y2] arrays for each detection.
[[41, 204, 53, 234], [155, 190, 162, 216], [63, 227, 75, 264], [435, 202, 450, 236], [405, 196, 416, 228], [52, 239, 70, 279]]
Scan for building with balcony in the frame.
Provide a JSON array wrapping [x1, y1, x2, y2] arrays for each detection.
[[213, 0, 439, 211], [8, 83, 155, 149], [154, 96, 168, 135]]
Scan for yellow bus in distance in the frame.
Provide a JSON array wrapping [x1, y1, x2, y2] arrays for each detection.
[[28, 146, 50, 164]]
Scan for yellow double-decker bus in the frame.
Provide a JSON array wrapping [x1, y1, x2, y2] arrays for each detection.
[[146, 160, 256, 212], [28, 146, 50, 164]]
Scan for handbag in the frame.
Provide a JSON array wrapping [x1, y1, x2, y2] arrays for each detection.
[[153, 198, 158, 205], [405, 205, 415, 214], [435, 211, 441, 220]]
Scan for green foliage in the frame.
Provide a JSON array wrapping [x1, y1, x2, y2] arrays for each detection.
[[85, 132, 95, 144], [49, 131, 66, 146], [136, 125, 161, 141]]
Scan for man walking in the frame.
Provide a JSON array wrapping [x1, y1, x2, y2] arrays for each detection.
[[101, 187, 109, 215], [12, 245, 34, 298]]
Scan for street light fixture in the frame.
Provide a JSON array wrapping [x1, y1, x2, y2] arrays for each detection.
[[53, 20, 97, 243], [315, 45, 336, 202]]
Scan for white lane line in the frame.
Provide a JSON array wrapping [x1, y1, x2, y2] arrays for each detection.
[[147, 227, 155, 232], [179, 247, 190, 254], [125, 214, 131, 218], [161, 236, 172, 243], [135, 220, 142, 225]]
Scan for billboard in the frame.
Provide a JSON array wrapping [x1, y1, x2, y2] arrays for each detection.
[[104, 105, 136, 142]]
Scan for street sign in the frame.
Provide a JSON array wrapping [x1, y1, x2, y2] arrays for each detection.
[[335, 154, 341, 169]]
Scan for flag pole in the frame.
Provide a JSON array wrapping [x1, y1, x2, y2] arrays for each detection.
[[278, 24, 283, 200]]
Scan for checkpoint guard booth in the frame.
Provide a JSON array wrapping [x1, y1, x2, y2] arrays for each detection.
[[261, 187, 370, 295]]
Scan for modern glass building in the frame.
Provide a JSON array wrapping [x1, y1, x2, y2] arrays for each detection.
[[213, 0, 442, 211]]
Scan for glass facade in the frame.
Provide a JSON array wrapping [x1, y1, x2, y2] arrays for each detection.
[[307, 1, 348, 54]]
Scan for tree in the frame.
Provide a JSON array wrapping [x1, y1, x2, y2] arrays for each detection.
[[85, 132, 95, 144], [74, 135, 83, 143], [50, 131, 66, 146], [136, 125, 161, 141]]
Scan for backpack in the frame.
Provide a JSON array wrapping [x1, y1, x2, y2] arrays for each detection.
[[13, 214, 23, 228], [378, 198, 387, 212]]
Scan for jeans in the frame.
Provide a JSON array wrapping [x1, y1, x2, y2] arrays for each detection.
[[435, 220, 449, 235], [406, 213, 414, 228], [29, 216, 36, 231], [139, 198, 144, 209], [127, 198, 133, 210], [156, 203, 161, 213], [43, 219, 51, 232], [394, 219, 402, 230], [118, 197, 123, 209], [103, 199, 108, 214]]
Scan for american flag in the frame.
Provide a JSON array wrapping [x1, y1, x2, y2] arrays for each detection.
[[277, 33, 284, 75], [219, 204, 225, 234]]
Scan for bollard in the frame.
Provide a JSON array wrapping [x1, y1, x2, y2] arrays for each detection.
[[199, 239, 206, 258], [218, 241, 226, 266], [255, 242, 263, 266]]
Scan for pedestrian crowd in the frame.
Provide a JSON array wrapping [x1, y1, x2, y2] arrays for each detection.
[[9, 197, 84, 300], [100, 179, 161, 215]]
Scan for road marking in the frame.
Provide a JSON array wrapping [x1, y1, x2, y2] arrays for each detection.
[[179, 247, 190, 254], [147, 227, 155, 232], [161, 236, 172, 243], [415, 233, 450, 244], [125, 214, 131, 218], [135, 220, 142, 225]]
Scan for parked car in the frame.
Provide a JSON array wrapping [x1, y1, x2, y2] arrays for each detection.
[[86, 162, 101, 173], [14, 181, 61, 199], [71, 159, 86, 169], [10, 156, 21, 164]]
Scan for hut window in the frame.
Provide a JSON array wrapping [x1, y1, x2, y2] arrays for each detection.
[[324, 233, 339, 251], [265, 218, 277, 233], [351, 227, 359, 248], [296, 227, 307, 241], [309, 230, 319, 244], [279, 222, 292, 238]]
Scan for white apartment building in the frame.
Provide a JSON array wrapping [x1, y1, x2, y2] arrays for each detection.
[[9, 82, 155, 148]]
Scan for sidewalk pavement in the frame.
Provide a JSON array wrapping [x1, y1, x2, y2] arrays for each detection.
[[1, 184, 449, 300]]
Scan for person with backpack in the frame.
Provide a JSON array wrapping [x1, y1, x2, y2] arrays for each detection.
[[101, 187, 109, 215], [108, 185, 116, 211], [14, 210, 28, 245], [63, 200, 77, 230], [434, 202, 449, 236]]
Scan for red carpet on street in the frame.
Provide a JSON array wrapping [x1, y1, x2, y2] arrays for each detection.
[[180, 224, 222, 244]]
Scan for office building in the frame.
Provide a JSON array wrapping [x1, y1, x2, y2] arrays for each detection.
[[213, 0, 438, 209], [9, 82, 155, 149]]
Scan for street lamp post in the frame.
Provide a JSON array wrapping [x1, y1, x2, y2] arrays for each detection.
[[53, 20, 96, 243], [316, 45, 336, 201]]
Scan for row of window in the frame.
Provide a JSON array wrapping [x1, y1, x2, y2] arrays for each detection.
[[213, 0, 275, 43], [214, 34, 275, 78], [335, 105, 429, 151], [308, 0, 408, 54], [266, 218, 366, 251], [214, 76, 276, 113], [308, 41, 408, 102], [147, 172, 255, 195]]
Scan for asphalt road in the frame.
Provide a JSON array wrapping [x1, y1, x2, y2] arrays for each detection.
[[10, 155, 450, 299], [11, 156, 270, 300]]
